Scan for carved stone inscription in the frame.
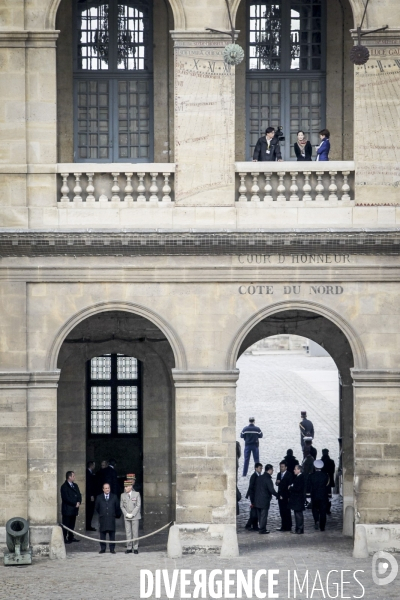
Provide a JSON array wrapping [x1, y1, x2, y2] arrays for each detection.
[[238, 284, 344, 295], [237, 254, 351, 264], [174, 43, 235, 205], [355, 55, 400, 197]]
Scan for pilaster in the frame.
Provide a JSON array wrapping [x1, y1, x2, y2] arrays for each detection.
[[172, 369, 239, 552], [352, 369, 400, 532], [172, 31, 236, 206]]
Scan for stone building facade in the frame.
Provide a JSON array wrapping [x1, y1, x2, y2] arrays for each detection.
[[1, 0, 400, 554]]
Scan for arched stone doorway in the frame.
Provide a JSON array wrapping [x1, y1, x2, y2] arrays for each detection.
[[56, 309, 176, 533], [231, 305, 360, 536]]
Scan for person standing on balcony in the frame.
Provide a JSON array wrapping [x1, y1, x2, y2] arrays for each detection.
[[294, 131, 312, 161], [316, 129, 330, 161], [253, 127, 283, 162]]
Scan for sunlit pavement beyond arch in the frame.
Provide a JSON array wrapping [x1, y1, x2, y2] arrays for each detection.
[[236, 353, 341, 534]]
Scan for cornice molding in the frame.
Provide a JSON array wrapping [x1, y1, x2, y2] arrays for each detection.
[[351, 369, 400, 387], [172, 369, 239, 387], [0, 371, 60, 388], [0, 30, 59, 48]]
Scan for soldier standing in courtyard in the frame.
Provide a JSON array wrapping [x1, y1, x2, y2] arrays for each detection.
[[240, 417, 263, 476], [120, 477, 141, 554], [299, 411, 314, 449]]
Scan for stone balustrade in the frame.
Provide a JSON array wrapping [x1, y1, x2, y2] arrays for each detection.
[[235, 161, 355, 204], [57, 164, 175, 204]]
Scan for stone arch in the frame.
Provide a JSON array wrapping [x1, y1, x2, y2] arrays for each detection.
[[230, 0, 365, 28], [45, 0, 186, 30], [47, 301, 187, 371], [226, 299, 367, 371]]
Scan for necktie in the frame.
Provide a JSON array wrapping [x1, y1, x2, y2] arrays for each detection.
[[105, 495, 109, 501]]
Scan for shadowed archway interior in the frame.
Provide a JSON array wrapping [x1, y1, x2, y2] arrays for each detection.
[[56, 310, 175, 532]]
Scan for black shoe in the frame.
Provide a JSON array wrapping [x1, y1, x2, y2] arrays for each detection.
[[87, 527, 96, 531], [110, 550, 116, 554], [70, 538, 80, 543], [133, 550, 139, 554], [64, 539, 70, 544], [99, 550, 106, 554], [297, 531, 304, 534], [320, 528, 325, 532], [125, 550, 132, 554], [259, 531, 267, 534]]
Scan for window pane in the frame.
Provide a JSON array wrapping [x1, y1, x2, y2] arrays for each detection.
[[291, 0, 322, 71], [118, 80, 150, 159], [117, 356, 138, 379], [91, 411, 111, 434], [77, 2, 109, 70], [91, 387, 112, 409], [118, 410, 138, 434], [117, 4, 149, 70], [91, 356, 111, 379], [117, 386, 138, 408], [249, 2, 282, 71], [76, 80, 110, 161]]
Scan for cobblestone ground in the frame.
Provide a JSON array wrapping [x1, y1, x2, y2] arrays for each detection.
[[2, 354, 399, 598]]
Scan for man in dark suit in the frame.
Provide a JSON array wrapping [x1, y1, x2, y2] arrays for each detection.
[[86, 460, 96, 531], [321, 448, 335, 514], [254, 464, 278, 534], [253, 127, 283, 162], [95, 483, 121, 554], [60, 470, 82, 544], [309, 460, 330, 531], [289, 465, 305, 534], [275, 460, 294, 532], [245, 462, 262, 531]]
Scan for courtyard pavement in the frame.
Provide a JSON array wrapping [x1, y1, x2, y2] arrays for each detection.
[[1, 354, 399, 598]]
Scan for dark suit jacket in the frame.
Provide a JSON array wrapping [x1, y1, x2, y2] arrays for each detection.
[[254, 472, 278, 509], [253, 136, 282, 161], [276, 470, 294, 500], [86, 468, 96, 499], [288, 474, 305, 512], [61, 481, 82, 517], [321, 455, 335, 488], [246, 471, 260, 504], [309, 471, 330, 501], [95, 493, 121, 532]]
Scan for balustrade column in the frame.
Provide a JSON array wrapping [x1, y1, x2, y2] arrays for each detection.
[[86, 173, 95, 203], [341, 171, 351, 202], [60, 173, 70, 202], [302, 171, 312, 201], [162, 173, 172, 202], [73, 173, 82, 203], [149, 173, 159, 203], [250, 173, 260, 202], [263, 173, 273, 202], [277, 172, 286, 202], [315, 172, 325, 202], [111, 173, 121, 202], [328, 172, 338, 202], [238, 173, 248, 203], [136, 173, 146, 203], [289, 172, 299, 201], [124, 173, 134, 203]]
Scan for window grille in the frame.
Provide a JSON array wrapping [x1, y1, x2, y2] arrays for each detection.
[[74, 1, 153, 162], [88, 354, 141, 436]]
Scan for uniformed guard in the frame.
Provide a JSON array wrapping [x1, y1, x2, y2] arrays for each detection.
[[299, 411, 315, 449], [120, 476, 141, 554], [308, 459, 330, 531], [240, 417, 263, 476]]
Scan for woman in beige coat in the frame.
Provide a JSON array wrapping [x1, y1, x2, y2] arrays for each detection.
[[120, 477, 141, 554]]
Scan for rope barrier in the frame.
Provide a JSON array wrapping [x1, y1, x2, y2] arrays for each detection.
[[59, 521, 173, 544]]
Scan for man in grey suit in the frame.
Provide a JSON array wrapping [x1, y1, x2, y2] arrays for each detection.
[[120, 477, 141, 554], [95, 483, 121, 554]]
